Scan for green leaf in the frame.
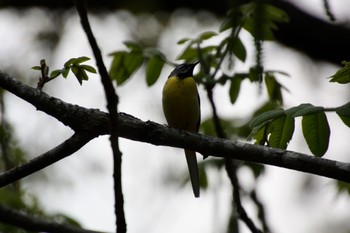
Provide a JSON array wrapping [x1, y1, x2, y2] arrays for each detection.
[[198, 31, 217, 41], [71, 66, 89, 85], [123, 41, 143, 52], [229, 76, 242, 104], [177, 38, 191, 44], [64, 58, 77, 67], [144, 48, 167, 61], [329, 61, 350, 84], [109, 51, 143, 85], [177, 45, 216, 61], [336, 180, 350, 195], [31, 66, 41, 71], [336, 103, 350, 127], [233, 37, 246, 62], [339, 116, 350, 128], [62, 67, 70, 78], [146, 56, 164, 86], [265, 73, 283, 104], [72, 56, 90, 64], [80, 64, 97, 74], [177, 45, 198, 61], [285, 104, 311, 117], [335, 102, 350, 117], [64, 57, 90, 67], [302, 112, 330, 157], [286, 104, 324, 117], [250, 109, 285, 128], [220, 17, 233, 32], [109, 51, 127, 84], [268, 115, 294, 149], [50, 69, 63, 78], [124, 51, 144, 76]]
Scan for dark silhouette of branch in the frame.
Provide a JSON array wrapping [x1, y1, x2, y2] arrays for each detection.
[[202, 15, 262, 230], [205, 82, 262, 233], [0, 133, 93, 188], [73, 1, 125, 232], [250, 190, 271, 233], [273, 1, 350, 65], [0, 72, 350, 185], [0, 203, 107, 233]]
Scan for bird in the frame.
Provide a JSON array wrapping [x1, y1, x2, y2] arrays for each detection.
[[162, 61, 201, 198]]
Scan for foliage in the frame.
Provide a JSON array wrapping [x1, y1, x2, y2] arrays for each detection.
[[105, 0, 350, 201], [32, 57, 96, 86], [329, 60, 350, 84], [109, 41, 166, 86]]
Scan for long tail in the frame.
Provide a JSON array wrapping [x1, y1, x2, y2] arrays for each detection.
[[185, 149, 200, 198]]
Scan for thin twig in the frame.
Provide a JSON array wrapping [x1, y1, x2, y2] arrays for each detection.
[[73, 1, 125, 232], [206, 84, 262, 232], [226, 160, 262, 233], [250, 190, 271, 233], [202, 13, 263, 232]]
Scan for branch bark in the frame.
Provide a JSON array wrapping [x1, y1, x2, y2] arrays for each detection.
[[0, 72, 349, 186]]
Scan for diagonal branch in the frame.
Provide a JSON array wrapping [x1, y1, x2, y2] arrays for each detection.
[[0, 72, 350, 185], [0, 132, 93, 188], [0, 203, 108, 233]]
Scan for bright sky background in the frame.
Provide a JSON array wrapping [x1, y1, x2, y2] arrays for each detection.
[[1, 1, 350, 233]]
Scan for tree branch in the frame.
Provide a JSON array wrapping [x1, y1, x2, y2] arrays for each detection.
[[273, 0, 350, 65], [205, 63, 262, 232], [0, 203, 108, 233], [0, 132, 93, 188], [72, 1, 125, 232], [0, 72, 350, 186]]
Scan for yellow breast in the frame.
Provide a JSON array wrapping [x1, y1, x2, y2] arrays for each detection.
[[162, 76, 200, 132]]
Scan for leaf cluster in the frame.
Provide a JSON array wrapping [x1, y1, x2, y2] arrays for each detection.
[[109, 41, 167, 86], [32, 57, 96, 86], [250, 103, 350, 157]]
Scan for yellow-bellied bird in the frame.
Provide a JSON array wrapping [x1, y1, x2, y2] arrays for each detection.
[[162, 62, 201, 197]]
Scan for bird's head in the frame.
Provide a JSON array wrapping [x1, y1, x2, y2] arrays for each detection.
[[169, 61, 199, 79]]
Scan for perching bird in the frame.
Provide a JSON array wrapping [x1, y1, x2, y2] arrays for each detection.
[[162, 61, 201, 197]]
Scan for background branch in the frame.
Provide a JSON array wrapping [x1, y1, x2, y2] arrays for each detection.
[[205, 76, 262, 233], [0, 203, 107, 233], [73, 1, 125, 232], [0, 132, 93, 188]]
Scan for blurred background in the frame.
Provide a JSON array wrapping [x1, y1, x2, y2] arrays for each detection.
[[1, 0, 350, 232]]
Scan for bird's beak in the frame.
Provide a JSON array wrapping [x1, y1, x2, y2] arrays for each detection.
[[193, 61, 200, 66]]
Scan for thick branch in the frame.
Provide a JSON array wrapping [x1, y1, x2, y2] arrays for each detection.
[[273, 1, 350, 65], [0, 203, 107, 233], [0, 72, 350, 185]]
